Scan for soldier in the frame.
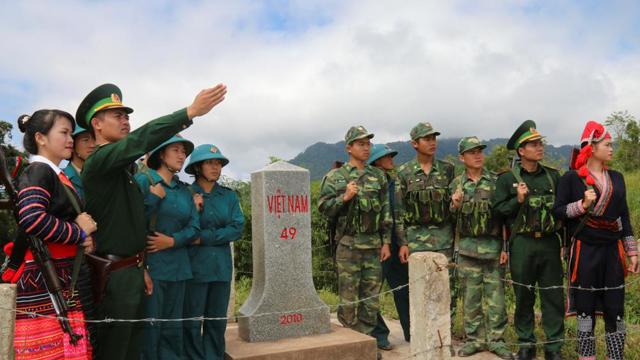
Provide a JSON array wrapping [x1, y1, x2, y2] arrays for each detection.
[[492, 120, 564, 360], [318, 126, 392, 356], [134, 135, 200, 360], [450, 137, 512, 359], [63, 125, 95, 200], [396, 122, 456, 325], [77, 82, 226, 360], [368, 143, 410, 345], [183, 144, 245, 360]]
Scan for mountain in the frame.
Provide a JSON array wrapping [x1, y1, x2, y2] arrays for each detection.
[[290, 138, 574, 181]]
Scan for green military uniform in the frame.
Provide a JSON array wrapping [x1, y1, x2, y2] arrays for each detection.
[[318, 126, 391, 336], [450, 137, 511, 359], [135, 136, 199, 360], [492, 121, 564, 356], [183, 145, 245, 360], [78, 84, 194, 360], [396, 122, 457, 319]]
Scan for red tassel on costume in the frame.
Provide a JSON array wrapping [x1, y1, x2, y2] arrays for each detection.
[[576, 145, 596, 185]]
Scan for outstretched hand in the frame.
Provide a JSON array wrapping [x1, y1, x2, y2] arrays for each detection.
[[187, 84, 227, 120]]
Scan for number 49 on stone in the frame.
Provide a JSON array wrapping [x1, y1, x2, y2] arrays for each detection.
[[280, 227, 297, 240]]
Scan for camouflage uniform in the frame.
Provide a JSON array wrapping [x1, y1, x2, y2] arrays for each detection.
[[318, 126, 392, 335], [451, 137, 510, 358], [396, 123, 456, 318]]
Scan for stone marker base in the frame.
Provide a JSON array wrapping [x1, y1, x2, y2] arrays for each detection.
[[225, 323, 377, 360]]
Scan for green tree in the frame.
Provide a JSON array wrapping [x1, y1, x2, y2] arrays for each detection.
[[605, 110, 640, 171], [484, 145, 511, 173]]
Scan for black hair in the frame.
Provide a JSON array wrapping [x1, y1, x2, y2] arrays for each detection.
[[18, 110, 75, 155]]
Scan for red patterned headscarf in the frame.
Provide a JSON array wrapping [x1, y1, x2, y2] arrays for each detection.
[[575, 120, 611, 185]]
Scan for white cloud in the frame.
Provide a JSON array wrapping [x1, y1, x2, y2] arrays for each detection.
[[1, 0, 639, 179]]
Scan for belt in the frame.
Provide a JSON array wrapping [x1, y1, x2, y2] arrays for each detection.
[[101, 252, 145, 272]]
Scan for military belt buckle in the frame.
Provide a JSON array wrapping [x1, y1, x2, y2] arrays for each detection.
[[534, 232, 542, 238]]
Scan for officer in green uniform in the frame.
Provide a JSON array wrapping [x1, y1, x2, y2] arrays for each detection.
[[135, 135, 199, 360], [368, 143, 410, 345], [318, 126, 392, 354], [450, 137, 512, 359], [78, 82, 226, 360], [63, 125, 95, 200], [492, 121, 564, 360], [396, 122, 457, 324], [183, 144, 245, 360]]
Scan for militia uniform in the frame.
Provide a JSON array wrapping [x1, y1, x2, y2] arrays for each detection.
[[318, 126, 392, 337], [492, 121, 564, 360], [134, 136, 200, 360], [450, 137, 511, 359], [396, 122, 457, 320], [183, 144, 245, 360], [78, 84, 194, 360], [368, 143, 410, 344]]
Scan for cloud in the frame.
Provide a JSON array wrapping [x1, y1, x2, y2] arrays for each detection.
[[0, 0, 639, 179]]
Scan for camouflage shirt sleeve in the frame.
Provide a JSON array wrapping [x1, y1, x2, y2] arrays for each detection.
[[395, 167, 409, 243], [317, 170, 347, 218], [449, 176, 461, 216], [378, 171, 392, 245]]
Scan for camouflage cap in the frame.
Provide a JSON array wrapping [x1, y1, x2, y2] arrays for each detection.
[[345, 125, 374, 145], [410, 122, 440, 140], [458, 136, 487, 154]]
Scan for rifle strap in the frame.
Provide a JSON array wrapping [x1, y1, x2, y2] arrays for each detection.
[[142, 169, 160, 232], [61, 182, 84, 299]]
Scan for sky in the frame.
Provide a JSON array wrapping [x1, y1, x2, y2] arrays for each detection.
[[1, 0, 640, 179]]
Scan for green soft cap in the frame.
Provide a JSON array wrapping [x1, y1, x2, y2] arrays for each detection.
[[457, 136, 487, 154], [345, 125, 374, 145]]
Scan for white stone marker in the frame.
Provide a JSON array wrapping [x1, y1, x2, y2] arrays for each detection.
[[409, 252, 452, 360], [227, 243, 236, 321], [238, 161, 331, 342], [0, 283, 16, 360]]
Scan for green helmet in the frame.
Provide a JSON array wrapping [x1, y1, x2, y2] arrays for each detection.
[[147, 135, 194, 170], [367, 143, 398, 165], [72, 125, 89, 137], [185, 144, 229, 175]]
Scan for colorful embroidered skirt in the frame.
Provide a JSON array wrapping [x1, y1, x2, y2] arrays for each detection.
[[14, 258, 92, 359]]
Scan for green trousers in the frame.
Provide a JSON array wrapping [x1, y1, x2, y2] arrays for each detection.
[[458, 255, 507, 350], [510, 234, 565, 352], [95, 267, 145, 360], [336, 244, 382, 335], [183, 280, 231, 360], [142, 279, 186, 360]]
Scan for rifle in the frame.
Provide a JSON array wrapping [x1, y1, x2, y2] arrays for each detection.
[[502, 155, 522, 267], [0, 147, 82, 345], [452, 181, 463, 278]]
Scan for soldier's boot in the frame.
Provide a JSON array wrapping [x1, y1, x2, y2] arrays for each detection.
[[516, 347, 535, 360], [576, 314, 596, 360], [489, 341, 514, 360], [457, 342, 483, 357]]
